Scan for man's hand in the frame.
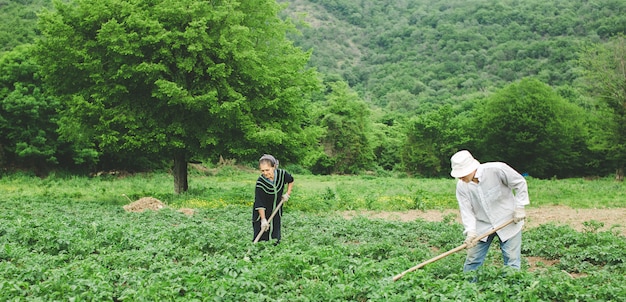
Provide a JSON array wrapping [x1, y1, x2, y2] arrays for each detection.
[[281, 193, 290, 202], [464, 231, 478, 249], [514, 207, 526, 223], [261, 218, 269, 232]]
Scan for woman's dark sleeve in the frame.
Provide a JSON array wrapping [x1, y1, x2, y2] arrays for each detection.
[[284, 171, 294, 184], [254, 184, 266, 211]]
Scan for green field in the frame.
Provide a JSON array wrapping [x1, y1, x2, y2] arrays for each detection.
[[1, 171, 625, 300], [3, 169, 625, 211]]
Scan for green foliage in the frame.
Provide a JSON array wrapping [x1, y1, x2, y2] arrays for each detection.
[[472, 78, 588, 178], [317, 81, 374, 174], [2, 0, 626, 178], [524, 224, 626, 272], [283, 0, 626, 108], [0, 189, 624, 300], [369, 109, 404, 171], [578, 35, 626, 176], [34, 0, 320, 179], [0, 0, 51, 51], [0, 44, 61, 173], [402, 105, 469, 177]]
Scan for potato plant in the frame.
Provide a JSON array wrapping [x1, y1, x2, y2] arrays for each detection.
[[1, 195, 624, 301]]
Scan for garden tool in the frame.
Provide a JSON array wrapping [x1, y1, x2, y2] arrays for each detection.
[[253, 198, 286, 243], [392, 218, 514, 281]]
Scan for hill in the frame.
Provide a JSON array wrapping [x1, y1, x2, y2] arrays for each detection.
[[0, 0, 51, 52], [279, 0, 626, 111], [3, 0, 625, 112]]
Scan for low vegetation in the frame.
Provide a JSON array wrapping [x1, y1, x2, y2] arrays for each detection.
[[1, 171, 624, 300], [2, 168, 625, 211]]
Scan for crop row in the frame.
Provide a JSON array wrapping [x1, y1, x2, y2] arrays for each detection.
[[0, 197, 624, 301]]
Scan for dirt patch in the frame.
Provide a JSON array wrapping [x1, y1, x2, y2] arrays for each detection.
[[177, 208, 195, 216], [526, 256, 560, 270], [526, 256, 588, 278], [123, 197, 166, 212], [122, 196, 196, 216], [341, 205, 626, 236], [342, 206, 624, 275]]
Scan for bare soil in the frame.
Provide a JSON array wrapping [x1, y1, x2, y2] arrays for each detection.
[[341, 205, 626, 236], [123, 200, 622, 275], [342, 206, 625, 276], [122, 196, 194, 216], [122, 197, 166, 212]]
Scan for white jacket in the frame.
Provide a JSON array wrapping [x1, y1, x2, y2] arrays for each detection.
[[456, 162, 529, 242]]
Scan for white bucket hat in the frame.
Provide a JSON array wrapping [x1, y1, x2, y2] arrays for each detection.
[[450, 150, 480, 178]]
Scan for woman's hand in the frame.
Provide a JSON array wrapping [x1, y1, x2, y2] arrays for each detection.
[[261, 218, 269, 231]]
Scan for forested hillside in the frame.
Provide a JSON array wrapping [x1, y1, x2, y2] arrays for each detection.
[[1, 0, 626, 184], [279, 0, 626, 111], [3, 0, 626, 111], [0, 0, 50, 51]]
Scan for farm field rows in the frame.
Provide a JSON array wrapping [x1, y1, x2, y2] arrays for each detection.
[[1, 172, 625, 300], [342, 206, 626, 236]]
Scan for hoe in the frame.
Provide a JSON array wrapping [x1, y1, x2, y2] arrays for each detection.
[[393, 218, 514, 281], [253, 198, 286, 243]]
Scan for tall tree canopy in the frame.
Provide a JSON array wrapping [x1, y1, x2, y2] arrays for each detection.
[[402, 105, 468, 177], [0, 44, 60, 174], [317, 81, 373, 174], [35, 0, 320, 192], [473, 78, 587, 178], [578, 35, 626, 180]]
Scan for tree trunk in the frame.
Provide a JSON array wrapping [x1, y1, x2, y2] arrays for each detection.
[[173, 153, 188, 194], [616, 168, 624, 182]]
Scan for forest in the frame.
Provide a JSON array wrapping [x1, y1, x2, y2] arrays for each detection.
[[1, 0, 626, 188]]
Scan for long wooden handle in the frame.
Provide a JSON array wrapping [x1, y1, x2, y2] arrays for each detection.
[[253, 198, 286, 243], [392, 218, 515, 281]]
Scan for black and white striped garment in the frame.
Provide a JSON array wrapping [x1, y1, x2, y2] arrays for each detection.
[[252, 169, 294, 222], [251, 169, 294, 242]]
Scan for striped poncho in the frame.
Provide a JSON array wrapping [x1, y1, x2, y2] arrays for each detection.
[[252, 169, 294, 222]]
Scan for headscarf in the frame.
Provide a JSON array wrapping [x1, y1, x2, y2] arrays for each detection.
[[259, 154, 279, 168]]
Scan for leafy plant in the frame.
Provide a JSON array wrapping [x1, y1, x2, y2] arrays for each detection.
[[0, 192, 625, 300]]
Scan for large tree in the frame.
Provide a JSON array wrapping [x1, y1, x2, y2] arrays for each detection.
[[401, 105, 468, 177], [578, 35, 626, 180], [316, 81, 373, 174], [36, 0, 320, 193], [0, 44, 60, 175], [472, 78, 587, 178]]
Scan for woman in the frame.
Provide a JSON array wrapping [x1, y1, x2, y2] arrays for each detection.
[[252, 154, 294, 243]]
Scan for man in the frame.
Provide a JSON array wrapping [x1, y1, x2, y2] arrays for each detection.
[[450, 150, 529, 272]]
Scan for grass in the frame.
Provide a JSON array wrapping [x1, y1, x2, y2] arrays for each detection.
[[1, 168, 625, 300], [0, 198, 624, 300], [1, 167, 625, 211], [527, 177, 626, 208]]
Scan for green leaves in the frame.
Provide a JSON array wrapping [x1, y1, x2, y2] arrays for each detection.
[[0, 44, 61, 168], [1, 173, 626, 299], [578, 35, 626, 176], [33, 0, 320, 188], [1, 196, 624, 300], [473, 78, 588, 178], [402, 105, 466, 177], [318, 81, 374, 174]]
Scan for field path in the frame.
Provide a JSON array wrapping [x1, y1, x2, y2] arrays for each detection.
[[342, 205, 626, 236]]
